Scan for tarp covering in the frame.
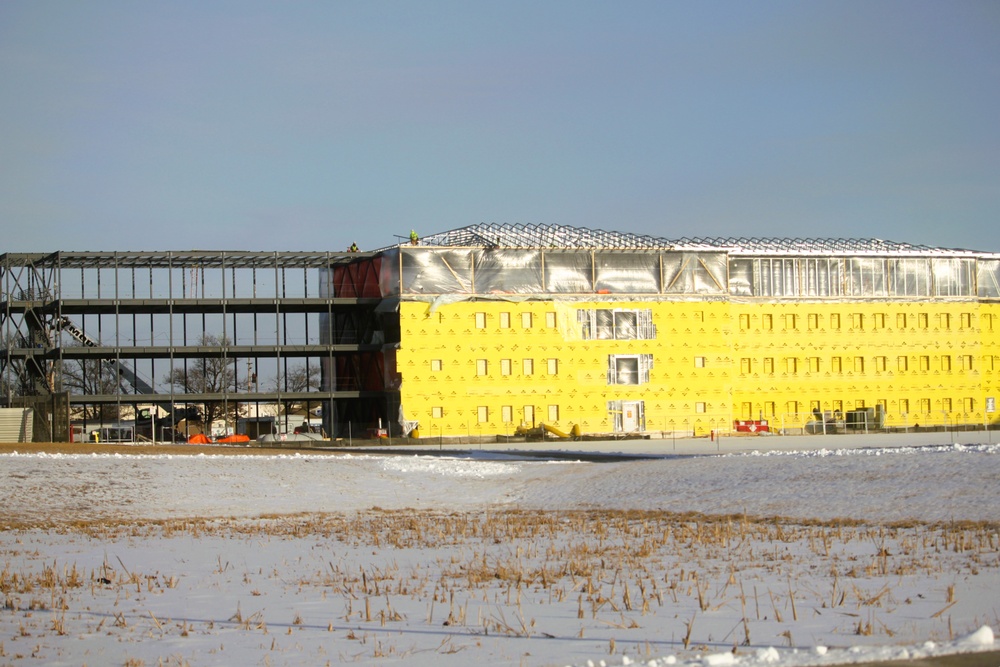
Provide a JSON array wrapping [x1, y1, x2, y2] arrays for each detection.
[[542, 251, 593, 293], [377, 246, 993, 299], [663, 252, 727, 294], [388, 248, 729, 297], [400, 248, 474, 295], [474, 249, 543, 294], [979, 259, 1000, 298], [594, 252, 660, 293], [730, 255, 980, 298]]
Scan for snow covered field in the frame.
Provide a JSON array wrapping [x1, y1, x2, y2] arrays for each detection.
[[0, 438, 997, 666]]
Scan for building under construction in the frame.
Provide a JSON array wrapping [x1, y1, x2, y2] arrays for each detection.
[[3, 223, 1000, 441], [0, 250, 389, 441]]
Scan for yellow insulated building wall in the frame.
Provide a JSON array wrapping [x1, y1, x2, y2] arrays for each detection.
[[397, 297, 1000, 437], [729, 301, 990, 430]]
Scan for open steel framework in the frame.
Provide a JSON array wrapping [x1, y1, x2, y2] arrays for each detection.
[[0, 250, 395, 441], [418, 222, 967, 255]]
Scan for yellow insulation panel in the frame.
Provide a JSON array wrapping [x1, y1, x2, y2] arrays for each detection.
[[396, 298, 999, 437]]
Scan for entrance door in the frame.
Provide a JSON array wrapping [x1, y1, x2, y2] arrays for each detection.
[[621, 400, 642, 432]]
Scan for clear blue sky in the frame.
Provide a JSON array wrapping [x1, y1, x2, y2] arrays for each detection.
[[2, 1, 998, 253]]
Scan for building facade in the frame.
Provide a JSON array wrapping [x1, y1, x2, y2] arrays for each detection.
[[4, 224, 999, 442], [364, 224, 1000, 438]]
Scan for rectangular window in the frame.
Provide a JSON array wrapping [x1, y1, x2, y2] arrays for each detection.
[[961, 313, 973, 329], [986, 356, 996, 371], [740, 358, 751, 375], [500, 359, 512, 376], [854, 356, 865, 373], [897, 356, 909, 372], [872, 313, 886, 329], [521, 312, 533, 328], [694, 356, 706, 368], [762, 314, 773, 330], [499, 312, 511, 328], [984, 314, 994, 331], [920, 356, 930, 371], [739, 314, 751, 330], [855, 399, 865, 409], [477, 406, 489, 423], [432, 406, 443, 419], [784, 314, 797, 330], [941, 355, 952, 371], [523, 405, 534, 425], [942, 397, 952, 413], [547, 358, 559, 375], [695, 402, 706, 413], [475, 312, 487, 329], [963, 397, 975, 413], [919, 398, 931, 415], [939, 313, 951, 330], [578, 308, 655, 340], [808, 357, 820, 373], [785, 357, 798, 374], [476, 359, 488, 376], [874, 356, 887, 372], [693, 310, 705, 322], [832, 399, 843, 413], [501, 405, 513, 423], [548, 404, 559, 421], [764, 401, 776, 417], [960, 355, 974, 371], [431, 359, 443, 372], [763, 358, 774, 374], [786, 400, 800, 415], [741, 402, 753, 420], [851, 313, 864, 330], [545, 312, 557, 328], [897, 313, 907, 329], [607, 354, 653, 385], [522, 358, 534, 375], [807, 313, 820, 330], [899, 398, 909, 415], [918, 313, 929, 329], [830, 313, 841, 330], [831, 357, 842, 373]]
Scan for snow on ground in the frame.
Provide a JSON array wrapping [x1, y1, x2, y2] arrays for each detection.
[[0, 437, 997, 666]]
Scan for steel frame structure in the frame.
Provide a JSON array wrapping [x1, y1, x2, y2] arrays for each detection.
[[0, 251, 397, 440], [418, 222, 971, 256]]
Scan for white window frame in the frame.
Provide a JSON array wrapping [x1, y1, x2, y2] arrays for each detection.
[[607, 354, 653, 385]]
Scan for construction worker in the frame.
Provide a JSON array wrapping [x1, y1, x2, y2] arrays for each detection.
[[349, 242, 359, 252], [409, 229, 419, 245]]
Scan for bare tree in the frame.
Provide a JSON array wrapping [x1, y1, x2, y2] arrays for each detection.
[[270, 362, 323, 432], [61, 358, 123, 421], [271, 362, 321, 393], [162, 334, 241, 430]]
